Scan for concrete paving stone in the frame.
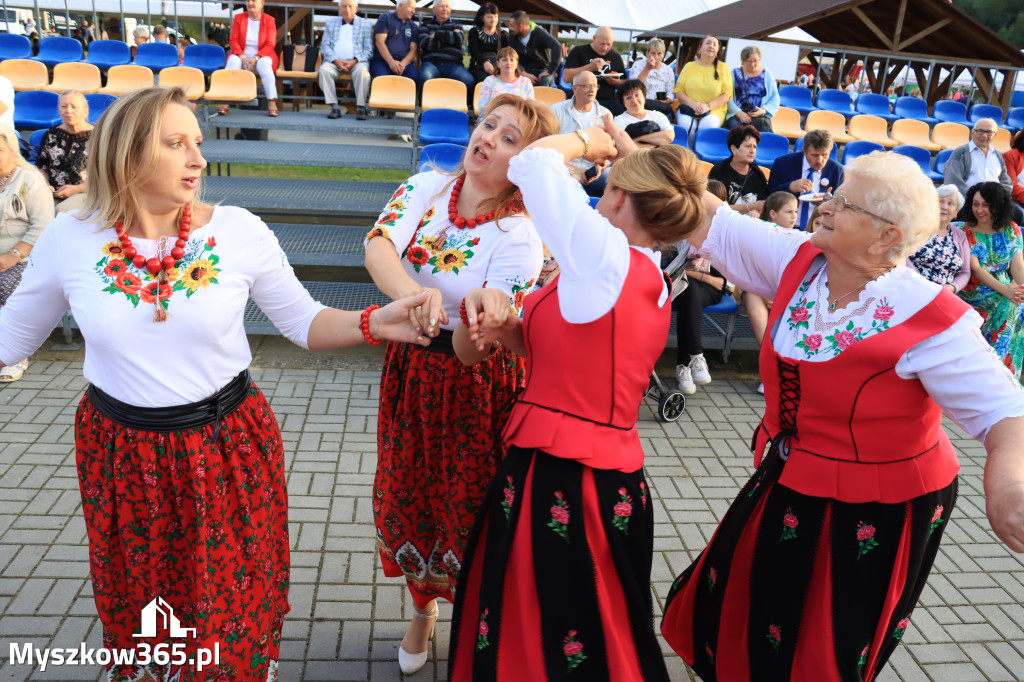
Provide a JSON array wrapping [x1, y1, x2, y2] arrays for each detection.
[[923, 662, 986, 681], [961, 642, 1016, 681], [906, 642, 969, 664]]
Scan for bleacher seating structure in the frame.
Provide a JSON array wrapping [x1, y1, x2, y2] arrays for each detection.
[[0, 34, 32, 61], [133, 42, 179, 72], [84, 40, 131, 70], [32, 36, 83, 66]]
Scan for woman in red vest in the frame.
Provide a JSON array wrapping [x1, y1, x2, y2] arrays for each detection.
[[226, 0, 279, 116], [660, 151, 1024, 680], [447, 121, 707, 680]]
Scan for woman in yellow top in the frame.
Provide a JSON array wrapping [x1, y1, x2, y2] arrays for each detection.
[[674, 35, 733, 144]]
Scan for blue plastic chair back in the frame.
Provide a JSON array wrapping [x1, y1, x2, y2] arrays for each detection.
[[588, 196, 600, 209], [556, 63, 572, 94], [842, 140, 883, 164], [183, 44, 226, 73], [704, 296, 738, 314], [33, 36, 83, 66], [893, 145, 942, 181], [418, 108, 470, 146], [816, 89, 854, 116], [85, 40, 131, 69], [670, 124, 689, 148], [856, 93, 898, 121], [778, 85, 816, 113], [893, 96, 937, 124], [753, 132, 789, 166], [969, 103, 1004, 126], [85, 93, 117, 124], [0, 34, 32, 60], [28, 128, 46, 162], [933, 100, 969, 125], [934, 149, 953, 176], [794, 136, 838, 161], [693, 127, 730, 163], [13, 90, 62, 129], [134, 42, 181, 71], [418, 143, 466, 172], [1014, 91, 1024, 108], [1007, 108, 1024, 132]]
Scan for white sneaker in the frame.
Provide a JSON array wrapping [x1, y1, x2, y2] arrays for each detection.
[[676, 364, 696, 395], [689, 354, 712, 385]]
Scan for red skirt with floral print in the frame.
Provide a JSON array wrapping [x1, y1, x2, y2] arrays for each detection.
[[75, 386, 288, 682], [449, 446, 670, 681], [374, 340, 524, 604]]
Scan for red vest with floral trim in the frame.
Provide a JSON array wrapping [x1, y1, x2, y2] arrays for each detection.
[[503, 249, 671, 472], [754, 242, 968, 503]]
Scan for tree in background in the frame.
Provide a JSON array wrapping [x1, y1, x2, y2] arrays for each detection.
[[957, 0, 1024, 48]]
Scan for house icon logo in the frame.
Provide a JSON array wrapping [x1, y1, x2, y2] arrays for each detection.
[[134, 597, 197, 639]]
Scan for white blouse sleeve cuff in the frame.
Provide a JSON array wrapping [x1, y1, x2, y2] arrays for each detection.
[[507, 146, 572, 186]]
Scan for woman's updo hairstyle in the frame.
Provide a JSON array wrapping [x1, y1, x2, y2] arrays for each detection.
[[607, 145, 707, 244]]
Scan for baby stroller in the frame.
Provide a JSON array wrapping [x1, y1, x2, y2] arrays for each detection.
[[643, 242, 691, 422]]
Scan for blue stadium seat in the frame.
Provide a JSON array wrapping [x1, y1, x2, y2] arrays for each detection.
[[418, 108, 470, 146], [27, 128, 46, 162], [183, 44, 226, 74], [855, 93, 899, 123], [670, 124, 689, 148], [969, 103, 1011, 129], [778, 85, 817, 115], [933, 100, 969, 125], [816, 89, 855, 118], [794, 136, 838, 161], [753, 132, 789, 166], [893, 96, 939, 126], [33, 36, 83, 67], [893, 145, 942, 182], [556, 63, 572, 95], [1007, 108, 1024, 134], [85, 93, 117, 124], [85, 40, 131, 70], [0, 34, 32, 61], [704, 296, 738, 314], [418, 143, 466, 172], [134, 42, 179, 71], [842, 140, 883, 164], [934, 148, 953, 177], [13, 90, 62, 129], [588, 196, 600, 209], [693, 127, 729, 163], [1014, 91, 1024, 108]]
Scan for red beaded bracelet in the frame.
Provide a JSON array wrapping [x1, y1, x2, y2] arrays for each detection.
[[460, 298, 471, 327], [360, 305, 383, 345]]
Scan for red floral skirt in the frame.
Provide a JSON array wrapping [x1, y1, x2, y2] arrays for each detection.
[[449, 447, 670, 681], [374, 340, 525, 604], [661, 446, 957, 681], [75, 385, 288, 682]]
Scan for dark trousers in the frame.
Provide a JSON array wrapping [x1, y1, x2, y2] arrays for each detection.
[[370, 57, 419, 82], [673, 279, 725, 363], [646, 99, 675, 119]]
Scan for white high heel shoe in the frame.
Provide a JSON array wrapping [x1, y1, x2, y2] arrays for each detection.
[[398, 602, 438, 675]]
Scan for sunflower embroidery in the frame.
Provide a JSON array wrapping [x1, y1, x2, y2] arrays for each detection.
[[100, 241, 128, 259], [430, 247, 471, 274], [176, 257, 220, 295]]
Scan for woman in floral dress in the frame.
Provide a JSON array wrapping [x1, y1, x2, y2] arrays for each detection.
[[906, 184, 971, 293], [0, 87, 428, 682], [958, 181, 1024, 378], [660, 152, 1024, 681], [36, 89, 92, 212], [477, 47, 535, 112], [364, 93, 556, 675]]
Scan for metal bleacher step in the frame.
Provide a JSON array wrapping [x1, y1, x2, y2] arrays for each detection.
[[202, 176, 395, 216], [203, 108, 414, 136], [268, 223, 366, 267], [244, 281, 388, 335], [201, 140, 412, 171]]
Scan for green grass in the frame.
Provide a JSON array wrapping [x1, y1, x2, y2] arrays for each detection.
[[216, 164, 409, 183]]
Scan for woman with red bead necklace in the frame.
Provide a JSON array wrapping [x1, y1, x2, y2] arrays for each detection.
[[0, 86, 429, 682], [364, 93, 556, 675]]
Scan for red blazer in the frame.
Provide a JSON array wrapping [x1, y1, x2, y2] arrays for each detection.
[[1005, 148, 1024, 205], [229, 12, 278, 72]]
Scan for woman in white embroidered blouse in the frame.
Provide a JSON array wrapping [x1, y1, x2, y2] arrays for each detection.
[[477, 47, 535, 112], [363, 93, 555, 675], [0, 87, 427, 682], [660, 150, 1024, 681]]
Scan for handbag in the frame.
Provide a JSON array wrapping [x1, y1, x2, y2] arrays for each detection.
[[734, 67, 773, 132]]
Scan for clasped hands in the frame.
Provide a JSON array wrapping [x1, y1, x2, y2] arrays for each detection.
[[461, 288, 519, 352]]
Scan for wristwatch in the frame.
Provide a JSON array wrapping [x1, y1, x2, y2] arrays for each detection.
[[574, 128, 590, 160]]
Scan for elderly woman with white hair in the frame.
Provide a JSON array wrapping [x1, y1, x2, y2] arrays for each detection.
[[906, 184, 971, 293], [661, 151, 1024, 681]]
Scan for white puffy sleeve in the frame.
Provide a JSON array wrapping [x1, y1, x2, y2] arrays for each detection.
[[507, 147, 630, 323]]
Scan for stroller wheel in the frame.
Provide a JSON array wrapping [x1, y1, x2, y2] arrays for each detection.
[[658, 390, 686, 422]]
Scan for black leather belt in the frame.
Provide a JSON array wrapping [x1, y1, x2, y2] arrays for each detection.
[[418, 328, 455, 356]]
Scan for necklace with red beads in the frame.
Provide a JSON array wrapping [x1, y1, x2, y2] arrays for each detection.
[[117, 204, 192, 322], [446, 175, 523, 229]]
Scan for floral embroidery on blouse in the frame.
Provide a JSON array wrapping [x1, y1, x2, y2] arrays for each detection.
[[94, 236, 221, 313], [509, 276, 535, 314], [788, 275, 897, 359], [369, 182, 415, 238], [403, 219, 481, 275]]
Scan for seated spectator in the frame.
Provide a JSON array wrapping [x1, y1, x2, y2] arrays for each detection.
[[1006, 130, 1024, 218], [906, 185, 971, 293], [152, 24, 169, 43], [674, 34, 732, 144], [36, 90, 92, 212], [768, 129, 844, 229], [673, 251, 727, 395], [477, 47, 534, 112], [946, 118, 1021, 223], [319, 0, 372, 120], [467, 2, 507, 84], [507, 10, 561, 87], [177, 36, 189, 63], [226, 0, 279, 116], [708, 124, 769, 213], [551, 71, 610, 197], [370, 0, 419, 82], [806, 206, 823, 233], [626, 38, 675, 119], [725, 45, 779, 132], [563, 26, 626, 115], [613, 79, 671, 148], [418, 0, 474, 95], [131, 27, 149, 59]]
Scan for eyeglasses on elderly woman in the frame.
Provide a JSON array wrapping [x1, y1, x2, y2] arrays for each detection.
[[828, 192, 895, 225]]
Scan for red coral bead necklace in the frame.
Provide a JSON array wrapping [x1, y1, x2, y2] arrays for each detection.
[[447, 175, 523, 229], [117, 204, 193, 276]]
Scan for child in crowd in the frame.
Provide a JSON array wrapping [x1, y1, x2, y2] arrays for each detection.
[[806, 206, 823, 233], [706, 179, 728, 202]]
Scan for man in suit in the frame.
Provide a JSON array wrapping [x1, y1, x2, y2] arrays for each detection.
[[768, 129, 844, 230], [507, 10, 562, 87], [319, 0, 374, 120]]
